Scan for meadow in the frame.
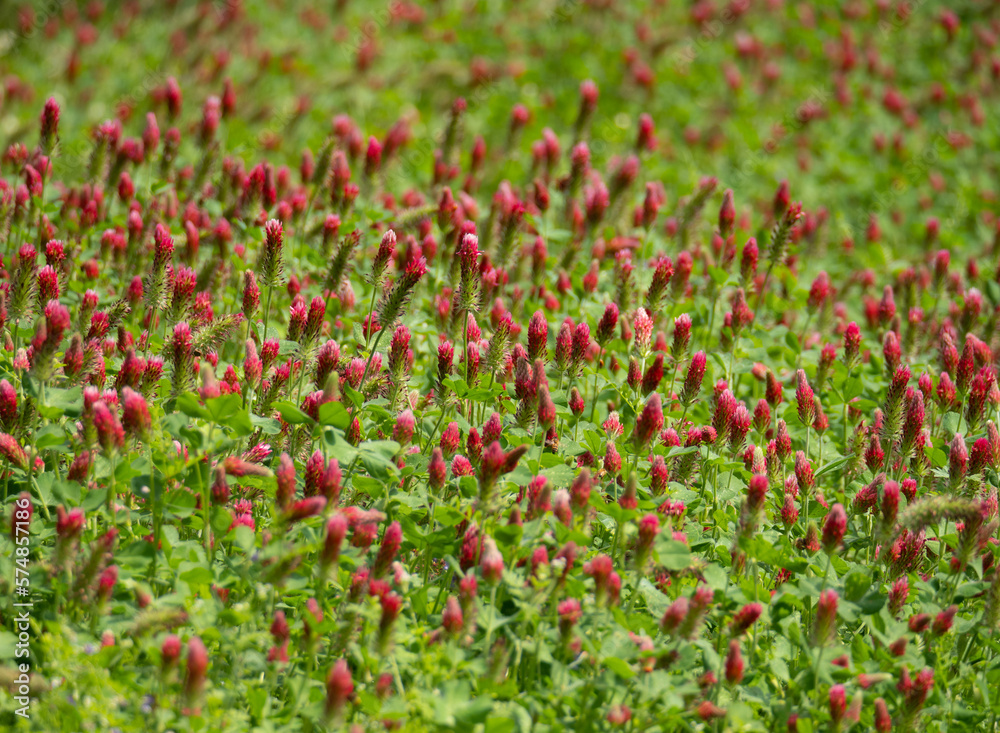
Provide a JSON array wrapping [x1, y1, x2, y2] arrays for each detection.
[[1, 1, 999, 731]]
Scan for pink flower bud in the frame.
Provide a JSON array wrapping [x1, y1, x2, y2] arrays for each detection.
[[719, 189, 736, 238], [822, 503, 847, 553], [373, 521, 402, 578], [183, 637, 208, 707], [480, 537, 504, 585], [0, 433, 28, 470], [442, 596, 464, 636], [813, 589, 839, 645], [428, 447, 448, 491], [633, 308, 653, 353], [725, 639, 744, 684], [275, 453, 296, 511], [731, 602, 763, 636], [325, 659, 353, 720], [680, 351, 706, 405], [874, 698, 891, 732], [949, 433, 968, 487], [829, 684, 847, 725], [121, 387, 151, 441], [796, 369, 815, 427], [635, 393, 663, 448], [161, 634, 181, 669], [322, 514, 347, 567]]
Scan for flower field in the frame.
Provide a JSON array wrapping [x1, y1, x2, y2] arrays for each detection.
[[2, 1, 1000, 731]]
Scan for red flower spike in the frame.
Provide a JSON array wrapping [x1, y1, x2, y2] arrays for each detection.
[[724, 639, 744, 684]]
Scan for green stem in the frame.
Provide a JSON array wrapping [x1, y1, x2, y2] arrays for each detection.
[[422, 411, 448, 455], [703, 295, 717, 354], [150, 441, 160, 582], [727, 341, 737, 385], [841, 400, 849, 494], [588, 349, 602, 423], [261, 283, 275, 344], [363, 283, 378, 353], [462, 309, 471, 417], [755, 259, 777, 315], [293, 347, 309, 407], [484, 583, 499, 655], [677, 402, 690, 432], [809, 552, 834, 708], [421, 490, 437, 587], [610, 521, 622, 564], [796, 312, 814, 366], [106, 453, 117, 521], [200, 460, 212, 567], [358, 327, 387, 396]]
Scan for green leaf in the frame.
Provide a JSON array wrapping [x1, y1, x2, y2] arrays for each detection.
[[494, 523, 523, 547], [538, 452, 566, 468], [844, 568, 871, 602], [204, 393, 242, 421], [81, 487, 107, 512], [52, 477, 81, 505], [34, 471, 57, 507], [39, 385, 83, 418], [35, 424, 68, 449], [201, 394, 254, 435], [211, 508, 233, 536], [639, 578, 669, 617], [272, 400, 314, 425], [318, 401, 352, 429], [708, 265, 730, 285], [814, 455, 850, 478], [175, 392, 211, 420], [857, 590, 886, 614], [361, 454, 395, 481], [655, 538, 692, 570], [702, 563, 728, 590], [326, 431, 359, 463], [165, 488, 198, 517], [250, 414, 282, 435], [247, 686, 267, 720], [179, 565, 214, 585], [363, 440, 401, 459], [352, 475, 385, 497], [233, 525, 255, 551], [343, 384, 364, 410], [485, 718, 516, 733], [603, 656, 635, 679], [843, 375, 864, 401], [443, 376, 469, 398], [542, 463, 575, 487], [769, 656, 790, 682]]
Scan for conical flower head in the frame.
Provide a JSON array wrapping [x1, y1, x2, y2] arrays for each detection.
[[813, 589, 839, 645], [0, 434, 28, 471], [822, 503, 847, 553], [121, 388, 151, 441], [260, 219, 284, 287], [480, 537, 504, 585], [795, 369, 815, 427], [373, 521, 402, 578], [325, 659, 353, 721], [596, 302, 619, 345], [635, 393, 663, 448], [949, 433, 968, 489], [183, 637, 208, 706], [680, 351, 707, 405]]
